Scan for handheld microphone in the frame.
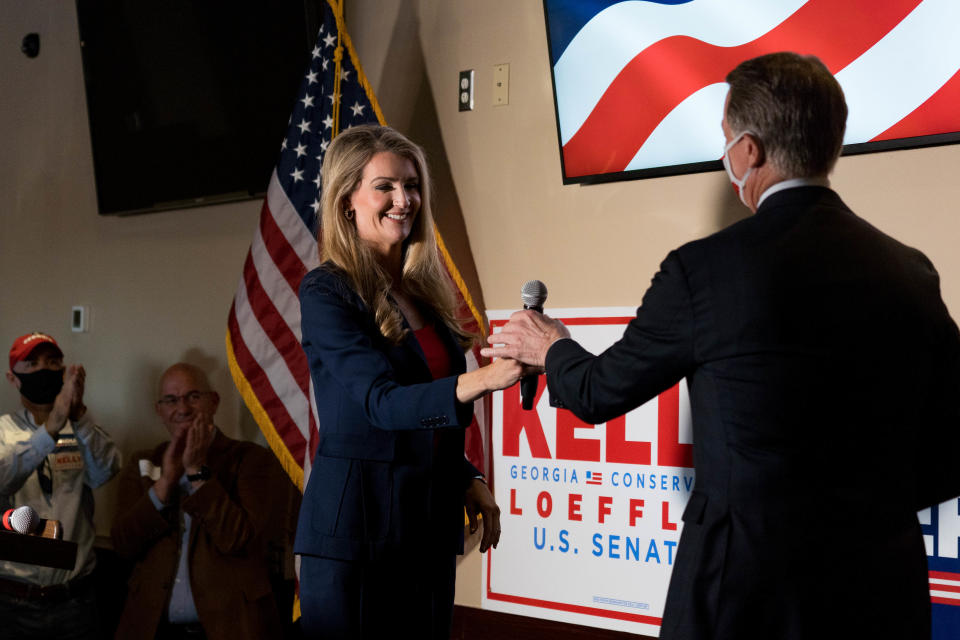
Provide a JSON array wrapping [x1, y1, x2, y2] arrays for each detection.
[[520, 280, 548, 410], [2, 505, 39, 534]]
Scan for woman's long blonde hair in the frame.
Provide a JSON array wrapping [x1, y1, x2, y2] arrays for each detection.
[[319, 125, 471, 347]]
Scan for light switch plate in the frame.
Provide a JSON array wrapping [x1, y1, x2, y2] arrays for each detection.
[[71, 306, 88, 332]]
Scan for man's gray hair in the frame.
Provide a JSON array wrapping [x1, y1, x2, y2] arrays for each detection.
[[725, 52, 847, 178]]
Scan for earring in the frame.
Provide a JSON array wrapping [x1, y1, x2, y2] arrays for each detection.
[[344, 209, 355, 220]]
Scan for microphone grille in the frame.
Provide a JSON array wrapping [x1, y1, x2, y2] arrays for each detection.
[[521, 279, 548, 308], [10, 505, 38, 534]]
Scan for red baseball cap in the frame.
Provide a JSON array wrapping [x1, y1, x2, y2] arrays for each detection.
[[8, 332, 63, 372]]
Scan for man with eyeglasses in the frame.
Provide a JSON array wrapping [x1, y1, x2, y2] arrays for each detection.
[[111, 362, 292, 640], [0, 332, 121, 639]]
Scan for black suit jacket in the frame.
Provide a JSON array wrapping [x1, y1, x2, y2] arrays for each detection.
[[294, 264, 478, 565], [546, 187, 960, 640]]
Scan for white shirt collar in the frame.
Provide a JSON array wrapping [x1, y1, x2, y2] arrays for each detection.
[[21, 407, 39, 427], [757, 176, 830, 209]]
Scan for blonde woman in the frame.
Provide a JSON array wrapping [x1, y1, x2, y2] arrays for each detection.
[[294, 125, 523, 638]]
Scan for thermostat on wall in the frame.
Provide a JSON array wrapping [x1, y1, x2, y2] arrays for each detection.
[[71, 306, 88, 333]]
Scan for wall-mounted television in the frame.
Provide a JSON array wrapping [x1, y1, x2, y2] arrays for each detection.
[[76, 0, 317, 215], [543, 0, 960, 185]]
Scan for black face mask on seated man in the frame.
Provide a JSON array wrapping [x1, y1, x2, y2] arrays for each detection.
[[14, 368, 64, 405]]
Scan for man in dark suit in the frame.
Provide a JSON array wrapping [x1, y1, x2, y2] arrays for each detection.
[[484, 52, 960, 639], [111, 363, 294, 640]]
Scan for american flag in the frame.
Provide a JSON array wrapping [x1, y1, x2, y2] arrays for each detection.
[[545, 0, 960, 179], [585, 471, 603, 485], [226, 0, 489, 492], [923, 499, 960, 622], [929, 571, 960, 607]]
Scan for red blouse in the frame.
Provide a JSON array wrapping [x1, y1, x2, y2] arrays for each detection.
[[413, 324, 451, 380]]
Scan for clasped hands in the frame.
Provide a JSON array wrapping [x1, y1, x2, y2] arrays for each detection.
[[481, 309, 570, 369], [154, 412, 216, 503], [46, 365, 88, 436], [456, 310, 570, 403]]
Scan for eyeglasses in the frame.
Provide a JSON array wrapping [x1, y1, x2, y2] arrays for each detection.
[[157, 391, 210, 407]]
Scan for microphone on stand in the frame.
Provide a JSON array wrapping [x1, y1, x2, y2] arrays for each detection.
[[2, 505, 39, 534], [520, 280, 548, 411], [1, 505, 60, 538]]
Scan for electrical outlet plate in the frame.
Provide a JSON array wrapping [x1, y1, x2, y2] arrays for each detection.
[[459, 69, 474, 112]]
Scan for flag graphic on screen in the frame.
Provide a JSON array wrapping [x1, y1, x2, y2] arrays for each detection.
[[929, 571, 960, 607], [226, 0, 489, 496], [546, 0, 960, 179], [585, 471, 604, 485]]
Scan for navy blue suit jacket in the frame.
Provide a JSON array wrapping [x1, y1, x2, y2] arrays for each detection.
[[294, 264, 478, 564], [546, 187, 960, 640]]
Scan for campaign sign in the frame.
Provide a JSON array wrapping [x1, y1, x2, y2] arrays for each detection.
[[482, 307, 960, 638], [482, 309, 694, 636]]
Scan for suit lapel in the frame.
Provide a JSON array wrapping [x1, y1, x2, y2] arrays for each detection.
[[399, 315, 432, 381]]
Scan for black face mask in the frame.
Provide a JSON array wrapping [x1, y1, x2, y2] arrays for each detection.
[[13, 368, 64, 405]]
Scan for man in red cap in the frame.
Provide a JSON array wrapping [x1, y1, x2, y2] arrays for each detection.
[[0, 332, 121, 639]]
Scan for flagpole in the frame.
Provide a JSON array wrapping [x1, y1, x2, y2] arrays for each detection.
[[331, 0, 345, 136]]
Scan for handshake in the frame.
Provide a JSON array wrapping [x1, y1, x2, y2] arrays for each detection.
[[481, 280, 571, 409]]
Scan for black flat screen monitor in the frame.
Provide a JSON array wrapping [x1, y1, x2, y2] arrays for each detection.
[[77, 0, 314, 215]]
